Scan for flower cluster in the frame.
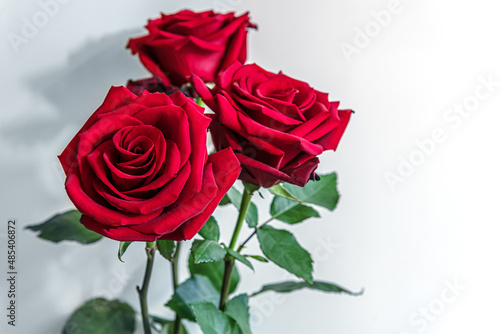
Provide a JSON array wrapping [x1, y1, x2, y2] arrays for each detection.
[[59, 9, 351, 241], [28, 9, 358, 334]]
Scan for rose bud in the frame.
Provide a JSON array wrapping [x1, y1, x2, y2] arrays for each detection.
[[127, 10, 256, 86]]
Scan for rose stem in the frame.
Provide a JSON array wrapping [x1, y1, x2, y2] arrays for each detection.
[[237, 217, 274, 252], [219, 187, 254, 311], [172, 241, 182, 334], [137, 241, 156, 334]]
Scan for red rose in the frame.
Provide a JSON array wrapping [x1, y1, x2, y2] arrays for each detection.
[[58, 86, 241, 241], [127, 10, 256, 86], [193, 62, 352, 188]]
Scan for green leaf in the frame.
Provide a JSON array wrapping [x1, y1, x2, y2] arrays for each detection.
[[151, 317, 188, 334], [219, 195, 231, 206], [189, 257, 239, 294], [257, 225, 313, 284], [191, 240, 226, 264], [118, 242, 132, 262], [157, 240, 176, 261], [166, 275, 220, 321], [270, 196, 320, 224], [269, 184, 300, 202], [251, 281, 363, 297], [191, 302, 242, 334], [283, 173, 339, 210], [196, 96, 206, 107], [26, 210, 102, 244], [160, 323, 188, 334], [150, 315, 172, 325], [198, 216, 220, 241], [62, 298, 135, 334], [246, 255, 269, 263], [225, 187, 259, 227], [225, 294, 251, 334], [225, 247, 254, 271], [243, 182, 260, 194]]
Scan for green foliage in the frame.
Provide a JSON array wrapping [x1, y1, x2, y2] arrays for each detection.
[[283, 173, 340, 210], [225, 187, 259, 227], [157, 240, 176, 261], [246, 255, 269, 263], [268, 184, 299, 202], [225, 247, 254, 271], [219, 195, 231, 206], [257, 225, 313, 284], [151, 316, 189, 334], [198, 216, 220, 241], [188, 257, 240, 295], [166, 275, 220, 321], [270, 196, 320, 224], [26, 210, 102, 244], [225, 294, 251, 334], [118, 242, 132, 262], [191, 302, 242, 334], [252, 281, 363, 297], [191, 240, 226, 264], [62, 298, 135, 334]]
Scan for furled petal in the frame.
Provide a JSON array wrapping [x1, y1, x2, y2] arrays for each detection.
[[314, 109, 352, 151], [81, 215, 160, 242], [129, 163, 218, 235], [160, 148, 241, 240], [66, 173, 163, 227], [58, 87, 138, 173]]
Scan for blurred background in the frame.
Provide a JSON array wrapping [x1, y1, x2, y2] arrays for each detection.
[[1, 0, 500, 333]]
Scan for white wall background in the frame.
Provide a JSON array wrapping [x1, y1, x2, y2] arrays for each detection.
[[1, 0, 500, 333]]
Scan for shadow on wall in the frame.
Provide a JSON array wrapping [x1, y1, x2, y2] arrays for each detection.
[[0, 29, 152, 334], [4, 28, 148, 146]]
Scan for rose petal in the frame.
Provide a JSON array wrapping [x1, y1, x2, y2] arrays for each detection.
[[66, 173, 163, 227], [94, 162, 191, 215], [314, 108, 352, 151], [134, 105, 191, 167], [235, 153, 293, 188], [58, 87, 138, 174], [122, 139, 181, 196], [192, 74, 217, 110], [81, 215, 160, 242], [160, 147, 241, 240], [169, 91, 211, 203], [281, 156, 319, 187], [129, 162, 218, 235]]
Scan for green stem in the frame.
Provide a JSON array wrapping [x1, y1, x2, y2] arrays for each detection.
[[172, 241, 182, 334], [228, 189, 253, 250], [237, 217, 275, 253], [219, 259, 235, 311], [137, 242, 156, 334], [220, 187, 254, 310]]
